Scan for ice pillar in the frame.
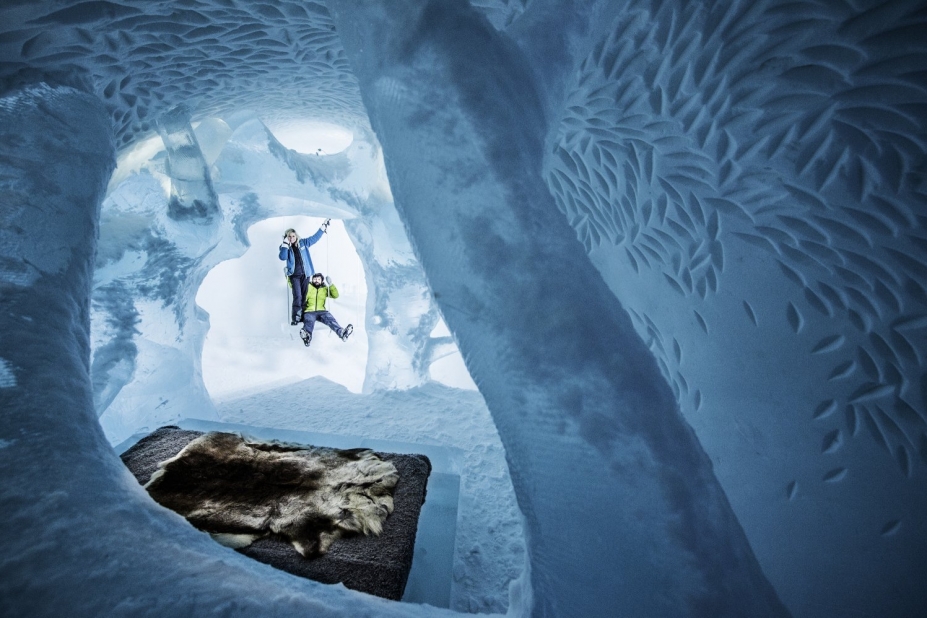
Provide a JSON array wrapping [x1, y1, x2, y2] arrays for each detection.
[[330, 2, 789, 616], [343, 207, 446, 392], [0, 82, 115, 463], [0, 81, 122, 608], [156, 103, 219, 222]]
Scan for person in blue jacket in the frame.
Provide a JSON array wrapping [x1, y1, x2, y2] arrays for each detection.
[[279, 219, 329, 325]]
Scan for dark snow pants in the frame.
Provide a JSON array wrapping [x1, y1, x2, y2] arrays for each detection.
[[289, 273, 308, 322], [301, 310, 344, 337]]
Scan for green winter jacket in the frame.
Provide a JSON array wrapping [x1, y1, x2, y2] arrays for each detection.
[[303, 284, 339, 312]]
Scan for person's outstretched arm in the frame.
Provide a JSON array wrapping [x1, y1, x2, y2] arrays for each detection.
[[303, 226, 325, 247]]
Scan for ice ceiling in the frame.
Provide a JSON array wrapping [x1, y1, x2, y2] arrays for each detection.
[[1, 0, 926, 617]]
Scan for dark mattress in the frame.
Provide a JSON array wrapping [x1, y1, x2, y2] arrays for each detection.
[[120, 425, 431, 601]]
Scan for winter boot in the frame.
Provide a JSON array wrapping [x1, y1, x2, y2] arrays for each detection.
[[340, 324, 353, 342], [299, 329, 312, 347]]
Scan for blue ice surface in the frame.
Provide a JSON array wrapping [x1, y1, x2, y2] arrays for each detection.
[[113, 418, 461, 608]]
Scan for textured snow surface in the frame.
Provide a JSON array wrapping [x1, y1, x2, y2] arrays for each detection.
[[535, 1, 927, 615], [0, 0, 529, 145], [2, 0, 927, 616]]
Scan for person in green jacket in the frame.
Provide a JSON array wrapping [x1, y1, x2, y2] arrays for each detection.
[[299, 272, 353, 347]]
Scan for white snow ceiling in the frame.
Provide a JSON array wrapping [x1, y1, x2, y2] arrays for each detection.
[[1, 1, 925, 617]]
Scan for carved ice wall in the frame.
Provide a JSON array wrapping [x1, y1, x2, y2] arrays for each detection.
[[1, 0, 925, 616], [540, 1, 927, 615], [0, 1, 360, 143]]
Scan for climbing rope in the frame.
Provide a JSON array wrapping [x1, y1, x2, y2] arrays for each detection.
[[325, 218, 330, 274], [322, 218, 333, 338]]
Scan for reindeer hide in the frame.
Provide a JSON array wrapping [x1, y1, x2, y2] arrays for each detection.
[[144, 431, 398, 557]]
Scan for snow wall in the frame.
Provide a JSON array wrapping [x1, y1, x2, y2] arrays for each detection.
[[1, 0, 926, 617]]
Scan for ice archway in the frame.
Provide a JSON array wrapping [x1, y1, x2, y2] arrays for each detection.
[[1, 1, 926, 617], [92, 110, 450, 440]]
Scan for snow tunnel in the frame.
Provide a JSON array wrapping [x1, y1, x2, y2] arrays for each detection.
[[2, 1, 926, 617]]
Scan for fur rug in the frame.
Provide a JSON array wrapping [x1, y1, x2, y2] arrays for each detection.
[[143, 431, 399, 557]]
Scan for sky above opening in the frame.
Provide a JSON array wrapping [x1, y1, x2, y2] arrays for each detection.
[[263, 120, 354, 154]]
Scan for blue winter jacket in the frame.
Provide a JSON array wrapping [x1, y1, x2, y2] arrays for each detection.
[[279, 228, 325, 276]]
